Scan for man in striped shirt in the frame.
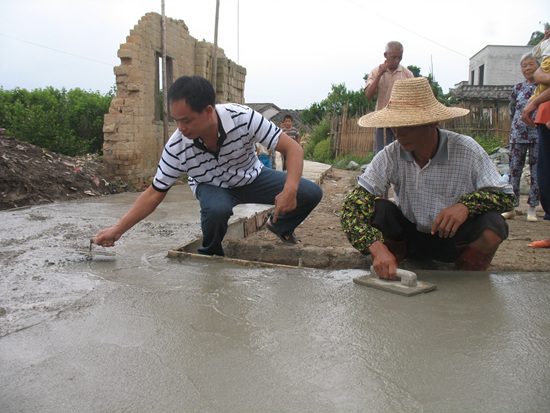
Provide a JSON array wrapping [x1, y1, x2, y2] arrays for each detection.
[[93, 76, 322, 256]]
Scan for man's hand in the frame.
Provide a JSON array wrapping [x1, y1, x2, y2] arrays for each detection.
[[378, 61, 390, 73], [271, 132, 303, 223], [92, 226, 122, 247], [272, 189, 298, 223], [431, 203, 469, 238], [521, 101, 538, 127], [369, 241, 400, 280]]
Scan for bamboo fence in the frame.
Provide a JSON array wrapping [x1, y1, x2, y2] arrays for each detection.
[[330, 105, 511, 157]]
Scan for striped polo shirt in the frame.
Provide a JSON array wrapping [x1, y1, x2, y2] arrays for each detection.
[[152, 103, 282, 194], [358, 129, 513, 233]]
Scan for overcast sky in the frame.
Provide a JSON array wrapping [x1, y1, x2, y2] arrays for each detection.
[[1, 0, 549, 109]]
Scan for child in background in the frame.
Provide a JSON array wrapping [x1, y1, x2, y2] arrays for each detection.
[[256, 142, 271, 168]]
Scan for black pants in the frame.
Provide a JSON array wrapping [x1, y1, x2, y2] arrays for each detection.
[[372, 199, 509, 262]]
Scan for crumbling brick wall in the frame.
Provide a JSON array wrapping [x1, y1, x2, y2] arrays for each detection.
[[102, 12, 246, 188]]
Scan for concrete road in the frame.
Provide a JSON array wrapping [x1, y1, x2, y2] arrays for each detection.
[[1, 162, 549, 412]]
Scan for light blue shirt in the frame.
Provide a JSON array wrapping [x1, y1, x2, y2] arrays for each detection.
[[359, 129, 513, 233]]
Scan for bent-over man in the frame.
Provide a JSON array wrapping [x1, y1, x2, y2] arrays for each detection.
[[342, 77, 515, 278], [93, 76, 322, 256]]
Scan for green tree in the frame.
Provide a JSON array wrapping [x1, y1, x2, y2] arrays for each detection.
[[302, 83, 375, 125], [407, 65, 422, 77], [303, 118, 331, 159], [528, 22, 549, 45], [66, 88, 114, 154], [0, 86, 113, 156]]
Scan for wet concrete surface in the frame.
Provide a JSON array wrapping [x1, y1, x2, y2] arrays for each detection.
[[1, 178, 550, 412]]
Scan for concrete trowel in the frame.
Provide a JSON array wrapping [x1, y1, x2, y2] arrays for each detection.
[[85, 237, 116, 259], [353, 265, 436, 296]]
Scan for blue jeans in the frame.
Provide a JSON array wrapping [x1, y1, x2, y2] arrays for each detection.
[[537, 124, 550, 219], [194, 167, 323, 256]]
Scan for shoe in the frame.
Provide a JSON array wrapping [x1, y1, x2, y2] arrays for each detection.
[[265, 218, 301, 244], [501, 210, 516, 219], [527, 206, 537, 222], [527, 239, 550, 248]]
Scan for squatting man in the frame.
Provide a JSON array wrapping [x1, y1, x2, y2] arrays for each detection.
[[93, 76, 322, 256], [341, 77, 516, 279]]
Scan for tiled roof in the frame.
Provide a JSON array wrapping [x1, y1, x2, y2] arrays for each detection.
[[245, 104, 312, 134], [453, 85, 513, 100], [246, 103, 281, 113]]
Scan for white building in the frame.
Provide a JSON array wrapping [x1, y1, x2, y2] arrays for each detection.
[[469, 45, 533, 86]]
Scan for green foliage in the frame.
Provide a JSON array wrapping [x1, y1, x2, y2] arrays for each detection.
[[473, 134, 503, 155], [312, 138, 333, 163], [528, 22, 549, 45], [303, 118, 331, 159], [407, 65, 422, 77], [0, 86, 114, 156], [302, 83, 375, 125]]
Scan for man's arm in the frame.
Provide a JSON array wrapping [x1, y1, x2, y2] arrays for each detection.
[[459, 190, 516, 215], [521, 86, 550, 126], [365, 65, 387, 100], [93, 185, 167, 246], [340, 185, 400, 279], [431, 190, 516, 239], [271, 133, 304, 222]]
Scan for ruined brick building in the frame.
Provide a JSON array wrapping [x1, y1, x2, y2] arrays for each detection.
[[102, 12, 246, 187]]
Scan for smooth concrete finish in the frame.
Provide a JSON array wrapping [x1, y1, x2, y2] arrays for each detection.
[[1, 163, 550, 412]]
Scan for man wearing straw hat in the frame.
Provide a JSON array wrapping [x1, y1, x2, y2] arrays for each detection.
[[341, 77, 516, 279]]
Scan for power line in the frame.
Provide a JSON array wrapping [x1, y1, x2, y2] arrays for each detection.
[[0, 33, 116, 66], [344, 0, 470, 59]]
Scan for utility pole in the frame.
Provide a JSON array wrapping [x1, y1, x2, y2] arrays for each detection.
[[237, 0, 239, 63], [161, 0, 169, 143], [212, 0, 220, 99]]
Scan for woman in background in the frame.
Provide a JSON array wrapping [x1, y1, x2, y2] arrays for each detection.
[[503, 53, 540, 221]]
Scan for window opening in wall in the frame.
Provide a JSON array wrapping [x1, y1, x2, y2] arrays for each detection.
[[478, 64, 485, 86], [155, 52, 173, 121], [470, 70, 475, 85]]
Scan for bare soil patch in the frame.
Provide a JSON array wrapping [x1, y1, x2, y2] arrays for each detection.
[[0, 135, 120, 210]]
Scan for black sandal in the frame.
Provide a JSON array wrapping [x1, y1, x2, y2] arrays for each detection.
[[266, 218, 301, 244]]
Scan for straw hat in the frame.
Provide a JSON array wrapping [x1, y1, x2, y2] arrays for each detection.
[[358, 77, 469, 128]]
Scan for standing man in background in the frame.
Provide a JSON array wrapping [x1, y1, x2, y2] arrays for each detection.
[[365, 41, 414, 153]]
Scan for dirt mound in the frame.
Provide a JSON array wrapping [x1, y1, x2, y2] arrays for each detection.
[[0, 133, 124, 210]]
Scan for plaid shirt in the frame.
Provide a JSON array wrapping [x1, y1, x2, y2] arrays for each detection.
[[358, 129, 514, 233]]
